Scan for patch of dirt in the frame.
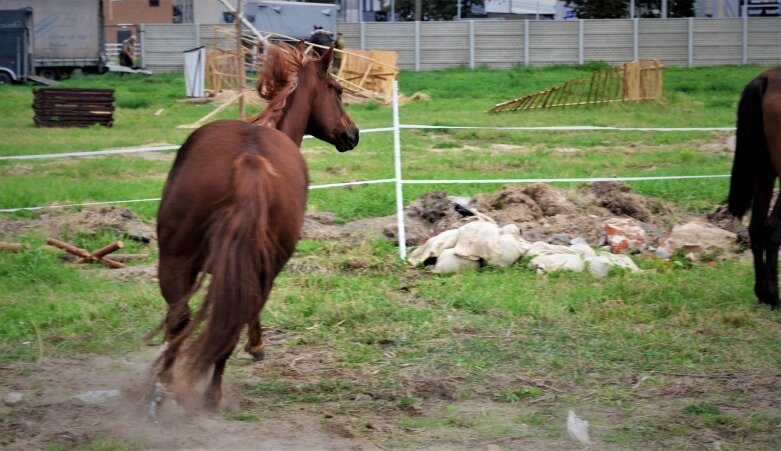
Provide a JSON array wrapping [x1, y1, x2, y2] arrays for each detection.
[[0, 206, 155, 244], [1, 181, 744, 265], [0, 347, 380, 451]]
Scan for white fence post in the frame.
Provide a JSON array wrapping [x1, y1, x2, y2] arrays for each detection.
[[392, 80, 407, 260]]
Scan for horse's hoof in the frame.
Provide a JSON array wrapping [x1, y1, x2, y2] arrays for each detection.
[[147, 389, 166, 422], [245, 342, 266, 361], [147, 384, 176, 422], [251, 349, 266, 361]]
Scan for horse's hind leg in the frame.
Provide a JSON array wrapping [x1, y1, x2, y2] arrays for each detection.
[[244, 286, 271, 360], [149, 255, 199, 418], [764, 187, 781, 309], [204, 342, 239, 410], [244, 316, 266, 361]]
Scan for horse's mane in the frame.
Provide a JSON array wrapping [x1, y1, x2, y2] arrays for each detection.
[[248, 43, 307, 127]]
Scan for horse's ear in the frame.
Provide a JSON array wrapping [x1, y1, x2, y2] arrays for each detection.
[[295, 40, 307, 53], [318, 44, 335, 71]]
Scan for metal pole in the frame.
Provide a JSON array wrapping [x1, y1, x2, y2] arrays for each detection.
[[392, 80, 407, 260], [661, 0, 668, 18], [535, 0, 540, 20], [630, 0, 635, 19], [457, 0, 462, 20], [391, 0, 395, 22]]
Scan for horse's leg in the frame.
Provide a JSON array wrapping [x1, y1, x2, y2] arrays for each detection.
[[203, 344, 238, 410], [244, 286, 272, 361], [764, 185, 781, 309], [244, 316, 266, 361], [750, 176, 774, 305], [149, 255, 198, 419]]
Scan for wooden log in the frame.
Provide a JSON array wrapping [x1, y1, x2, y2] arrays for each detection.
[[0, 242, 24, 252], [75, 241, 124, 264], [46, 238, 127, 269]]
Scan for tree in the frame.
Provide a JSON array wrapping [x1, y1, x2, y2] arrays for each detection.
[[565, 0, 628, 18], [392, 0, 484, 20]]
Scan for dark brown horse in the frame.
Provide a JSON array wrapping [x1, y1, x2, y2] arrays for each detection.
[[728, 66, 781, 309], [149, 42, 358, 417]]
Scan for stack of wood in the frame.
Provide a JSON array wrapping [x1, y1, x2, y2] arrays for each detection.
[[33, 88, 115, 127]]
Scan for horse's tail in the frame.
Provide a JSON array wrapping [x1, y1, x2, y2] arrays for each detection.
[[183, 152, 278, 377], [728, 75, 769, 218]]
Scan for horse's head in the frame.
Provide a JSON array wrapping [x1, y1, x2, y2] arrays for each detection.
[[253, 42, 359, 152], [300, 45, 359, 152]]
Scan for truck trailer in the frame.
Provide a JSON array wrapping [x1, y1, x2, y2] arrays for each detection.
[[0, 0, 105, 81]]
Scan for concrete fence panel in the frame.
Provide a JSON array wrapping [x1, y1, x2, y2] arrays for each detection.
[[748, 18, 781, 65], [529, 20, 579, 66], [692, 19, 742, 66], [141, 18, 781, 74], [584, 19, 634, 65]]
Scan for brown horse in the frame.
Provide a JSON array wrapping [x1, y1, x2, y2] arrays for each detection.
[[728, 66, 781, 310], [149, 42, 359, 417]]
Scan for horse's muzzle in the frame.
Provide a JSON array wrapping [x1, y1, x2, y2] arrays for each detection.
[[337, 127, 359, 152]]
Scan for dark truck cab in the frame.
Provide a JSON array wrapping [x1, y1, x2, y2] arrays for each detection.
[[0, 8, 32, 84]]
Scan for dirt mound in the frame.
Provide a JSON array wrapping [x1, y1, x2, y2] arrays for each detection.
[[384, 182, 692, 249], [581, 181, 665, 223], [471, 183, 575, 223]]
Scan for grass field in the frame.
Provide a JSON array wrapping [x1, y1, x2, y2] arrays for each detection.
[[1, 63, 780, 450]]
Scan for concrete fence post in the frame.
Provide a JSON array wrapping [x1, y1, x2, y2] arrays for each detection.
[[524, 19, 530, 67], [360, 21, 365, 51], [415, 21, 420, 71], [742, 14, 748, 64], [633, 18, 639, 61], [469, 20, 475, 69], [688, 17, 694, 68], [578, 19, 584, 65]]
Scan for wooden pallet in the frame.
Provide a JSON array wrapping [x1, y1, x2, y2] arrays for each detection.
[[335, 49, 398, 104], [490, 59, 664, 113], [33, 88, 115, 127]]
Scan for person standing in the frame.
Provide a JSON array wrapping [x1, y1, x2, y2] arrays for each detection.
[[119, 35, 137, 68]]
